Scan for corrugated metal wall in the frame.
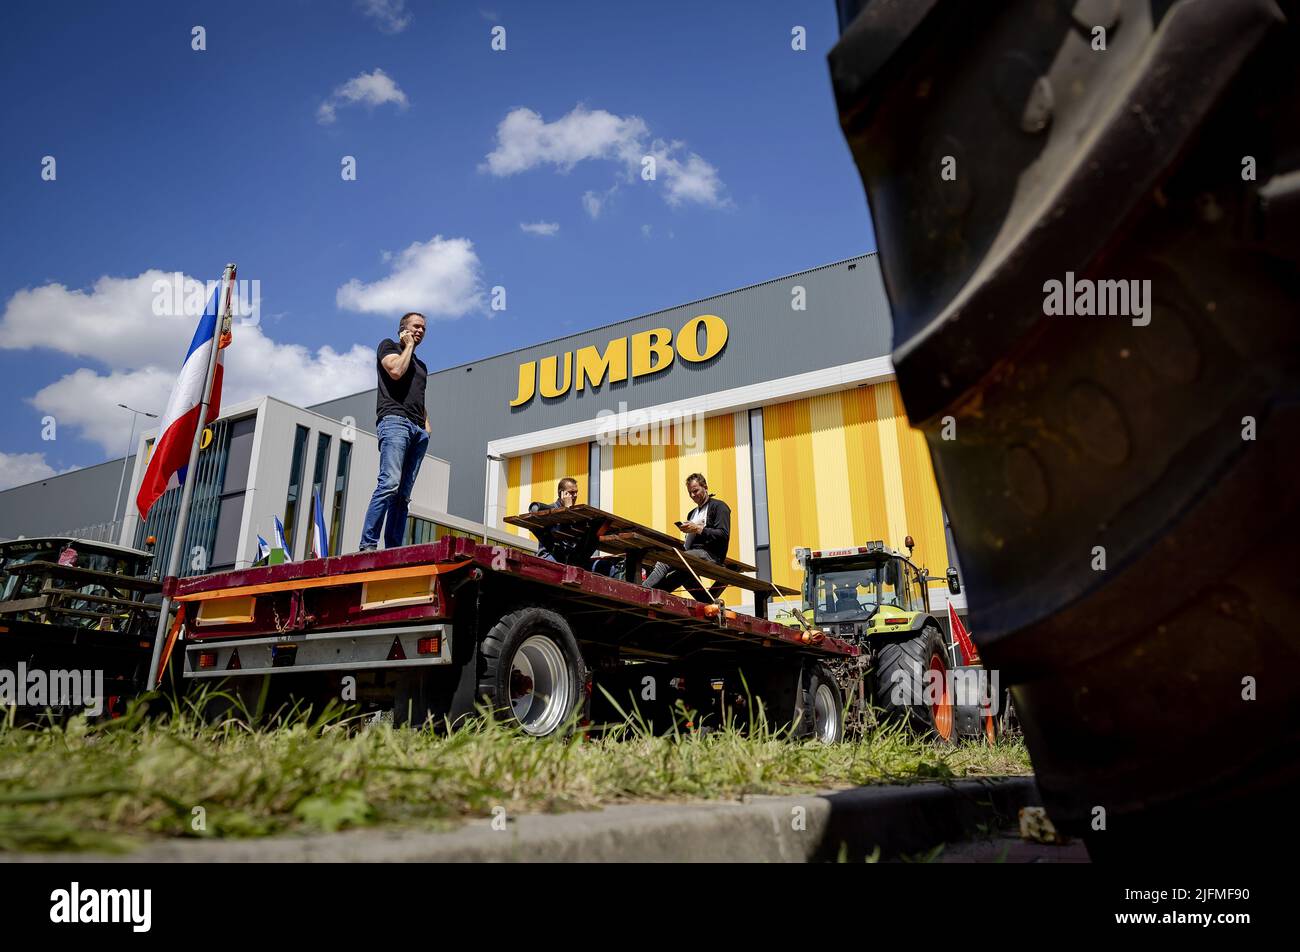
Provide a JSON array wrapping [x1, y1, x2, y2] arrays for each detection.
[[763, 381, 949, 593], [310, 254, 891, 521], [500, 380, 951, 607]]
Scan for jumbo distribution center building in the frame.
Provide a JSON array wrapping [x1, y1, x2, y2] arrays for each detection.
[[0, 254, 964, 617]]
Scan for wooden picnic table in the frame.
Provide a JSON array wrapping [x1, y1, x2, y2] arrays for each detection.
[[503, 504, 797, 617]]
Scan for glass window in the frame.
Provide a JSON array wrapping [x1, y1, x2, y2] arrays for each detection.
[[880, 559, 900, 607], [305, 433, 331, 557], [907, 563, 927, 613], [810, 559, 884, 624], [222, 416, 257, 493], [329, 440, 352, 556], [283, 425, 310, 550]]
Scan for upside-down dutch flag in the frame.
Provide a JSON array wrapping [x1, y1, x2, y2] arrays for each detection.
[[135, 280, 231, 518]]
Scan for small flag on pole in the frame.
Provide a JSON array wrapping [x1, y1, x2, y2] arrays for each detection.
[[256, 534, 270, 562], [311, 488, 329, 559], [274, 515, 293, 562]]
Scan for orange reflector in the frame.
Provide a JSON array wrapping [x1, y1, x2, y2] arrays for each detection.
[[416, 636, 440, 655], [884, 617, 909, 625], [387, 637, 406, 661], [197, 651, 218, 669]]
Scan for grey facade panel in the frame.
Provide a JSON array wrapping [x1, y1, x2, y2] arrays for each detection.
[[0, 456, 135, 541], [312, 254, 890, 519]]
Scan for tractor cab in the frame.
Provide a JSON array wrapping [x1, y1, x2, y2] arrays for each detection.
[[796, 541, 958, 643]]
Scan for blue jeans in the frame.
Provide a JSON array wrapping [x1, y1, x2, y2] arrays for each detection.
[[359, 415, 429, 550]]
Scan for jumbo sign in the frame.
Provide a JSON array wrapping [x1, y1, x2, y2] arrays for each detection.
[[510, 314, 728, 407]]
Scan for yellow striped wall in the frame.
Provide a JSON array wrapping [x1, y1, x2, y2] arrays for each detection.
[[763, 381, 949, 593], [503, 443, 590, 540], [500, 380, 949, 608]]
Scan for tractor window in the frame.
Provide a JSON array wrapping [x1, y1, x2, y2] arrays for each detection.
[[908, 564, 928, 613], [810, 560, 884, 623], [880, 559, 901, 608]]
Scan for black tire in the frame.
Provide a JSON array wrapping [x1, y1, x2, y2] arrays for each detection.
[[477, 606, 585, 737], [872, 623, 956, 743], [952, 664, 1000, 745], [763, 661, 845, 743], [802, 662, 845, 744]]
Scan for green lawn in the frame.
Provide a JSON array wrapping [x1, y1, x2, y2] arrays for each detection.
[[0, 691, 1032, 853]]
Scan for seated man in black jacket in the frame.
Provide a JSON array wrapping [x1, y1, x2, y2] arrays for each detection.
[[530, 477, 582, 563], [643, 472, 730, 602]]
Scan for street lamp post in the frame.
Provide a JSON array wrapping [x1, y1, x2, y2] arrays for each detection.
[[482, 454, 505, 544], [112, 403, 159, 532]]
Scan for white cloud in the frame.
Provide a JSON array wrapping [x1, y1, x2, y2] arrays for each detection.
[[357, 0, 410, 34], [641, 224, 652, 237], [0, 452, 60, 491], [519, 221, 559, 237], [0, 271, 375, 456], [481, 106, 647, 176], [336, 235, 484, 318], [482, 104, 729, 209], [582, 190, 604, 219], [317, 68, 409, 125]]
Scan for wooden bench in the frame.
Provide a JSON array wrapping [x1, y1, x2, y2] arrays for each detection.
[[504, 505, 797, 617]]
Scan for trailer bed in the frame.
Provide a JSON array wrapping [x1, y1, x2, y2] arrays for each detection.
[[172, 535, 854, 660]]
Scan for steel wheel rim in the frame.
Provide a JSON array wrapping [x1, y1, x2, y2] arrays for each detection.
[[509, 634, 572, 736], [813, 682, 840, 743]]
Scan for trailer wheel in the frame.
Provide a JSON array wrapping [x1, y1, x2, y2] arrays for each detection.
[[804, 663, 845, 744], [478, 606, 584, 737], [873, 624, 955, 743]]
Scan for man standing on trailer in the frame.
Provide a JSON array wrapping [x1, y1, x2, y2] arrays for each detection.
[[643, 472, 731, 601], [359, 312, 430, 551]]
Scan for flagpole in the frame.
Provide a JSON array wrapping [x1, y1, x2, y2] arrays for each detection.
[[147, 263, 236, 688]]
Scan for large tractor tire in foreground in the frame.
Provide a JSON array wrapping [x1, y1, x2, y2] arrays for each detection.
[[872, 624, 955, 743], [831, 0, 1300, 857]]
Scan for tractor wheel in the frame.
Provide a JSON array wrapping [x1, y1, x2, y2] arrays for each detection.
[[873, 623, 955, 743], [952, 664, 1000, 745], [477, 606, 585, 737], [802, 662, 845, 744]]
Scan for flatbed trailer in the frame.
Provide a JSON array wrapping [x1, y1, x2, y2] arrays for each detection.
[[171, 535, 860, 740]]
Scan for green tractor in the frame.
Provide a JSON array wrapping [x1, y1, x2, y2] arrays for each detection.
[[790, 540, 998, 743]]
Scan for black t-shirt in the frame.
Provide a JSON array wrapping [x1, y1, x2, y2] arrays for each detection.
[[375, 338, 428, 427]]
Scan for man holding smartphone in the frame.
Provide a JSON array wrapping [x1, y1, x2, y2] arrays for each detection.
[[531, 477, 581, 562], [644, 472, 731, 601], [358, 312, 430, 551]]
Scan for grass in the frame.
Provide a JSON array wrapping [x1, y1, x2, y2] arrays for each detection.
[[0, 688, 1032, 853]]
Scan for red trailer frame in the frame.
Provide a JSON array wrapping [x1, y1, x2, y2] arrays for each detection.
[[168, 536, 857, 738]]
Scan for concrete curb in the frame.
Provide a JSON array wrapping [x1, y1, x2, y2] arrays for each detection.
[[4, 777, 1039, 863]]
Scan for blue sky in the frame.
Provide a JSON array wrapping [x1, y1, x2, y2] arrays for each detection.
[[0, 0, 875, 488]]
